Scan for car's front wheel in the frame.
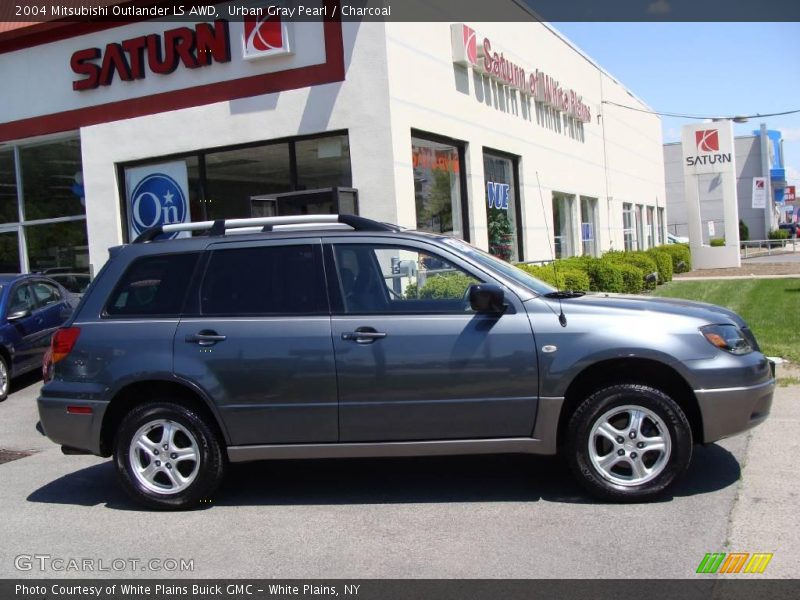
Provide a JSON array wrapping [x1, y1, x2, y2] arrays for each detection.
[[565, 384, 692, 502], [114, 401, 225, 510]]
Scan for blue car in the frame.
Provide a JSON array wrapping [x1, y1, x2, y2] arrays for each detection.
[[0, 274, 76, 401]]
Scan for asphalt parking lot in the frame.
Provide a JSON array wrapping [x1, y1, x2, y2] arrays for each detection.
[[1, 371, 798, 579]]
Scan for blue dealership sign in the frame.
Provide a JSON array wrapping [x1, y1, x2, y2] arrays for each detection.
[[125, 161, 191, 240], [487, 181, 510, 210]]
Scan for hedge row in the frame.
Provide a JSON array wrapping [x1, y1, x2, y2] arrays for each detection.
[[516, 244, 690, 294]]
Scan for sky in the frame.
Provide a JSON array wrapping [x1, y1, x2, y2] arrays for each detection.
[[553, 22, 800, 189]]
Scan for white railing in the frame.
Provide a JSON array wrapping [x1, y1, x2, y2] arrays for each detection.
[[740, 238, 798, 258]]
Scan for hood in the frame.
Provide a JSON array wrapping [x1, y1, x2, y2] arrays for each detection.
[[536, 292, 747, 328]]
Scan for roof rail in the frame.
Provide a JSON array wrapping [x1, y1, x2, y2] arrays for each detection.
[[132, 214, 399, 243]]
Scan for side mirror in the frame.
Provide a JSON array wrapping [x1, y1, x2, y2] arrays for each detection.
[[468, 284, 506, 314], [7, 308, 31, 322]]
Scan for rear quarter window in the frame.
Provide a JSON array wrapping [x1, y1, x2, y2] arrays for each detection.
[[105, 253, 199, 317]]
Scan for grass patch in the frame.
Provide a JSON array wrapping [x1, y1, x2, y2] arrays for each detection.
[[651, 278, 800, 363], [777, 377, 800, 388]]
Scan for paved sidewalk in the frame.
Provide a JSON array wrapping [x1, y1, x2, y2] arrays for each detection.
[[724, 364, 800, 578]]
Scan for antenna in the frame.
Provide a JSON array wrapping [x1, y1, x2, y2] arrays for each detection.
[[535, 171, 567, 327]]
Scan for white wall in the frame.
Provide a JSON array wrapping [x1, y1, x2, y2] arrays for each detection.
[[79, 20, 398, 270], [383, 20, 666, 261]]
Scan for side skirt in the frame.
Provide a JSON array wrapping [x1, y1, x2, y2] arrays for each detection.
[[227, 437, 553, 463]]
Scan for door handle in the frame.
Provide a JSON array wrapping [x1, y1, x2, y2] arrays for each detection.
[[341, 328, 387, 344], [185, 331, 227, 346]]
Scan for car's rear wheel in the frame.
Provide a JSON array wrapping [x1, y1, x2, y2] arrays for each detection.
[[0, 356, 9, 401], [566, 384, 692, 502], [114, 401, 225, 510]]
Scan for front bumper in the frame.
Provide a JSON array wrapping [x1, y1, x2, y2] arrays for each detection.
[[695, 378, 775, 444], [37, 396, 108, 456]]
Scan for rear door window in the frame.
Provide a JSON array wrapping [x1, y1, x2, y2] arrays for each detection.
[[105, 253, 199, 317], [200, 244, 326, 316], [31, 281, 62, 307]]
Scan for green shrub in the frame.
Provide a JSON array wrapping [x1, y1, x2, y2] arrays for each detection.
[[656, 243, 691, 273], [515, 263, 557, 286], [709, 238, 725, 247], [515, 264, 590, 291], [646, 248, 674, 284], [410, 273, 474, 300], [603, 251, 656, 289], [739, 219, 749, 242], [615, 262, 645, 294], [561, 268, 591, 291], [585, 258, 625, 293], [769, 229, 790, 240]]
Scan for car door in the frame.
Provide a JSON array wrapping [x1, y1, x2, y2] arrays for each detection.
[[5, 282, 41, 373], [173, 239, 338, 446], [29, 280, 73, 353], [328, 239, 539, 442]]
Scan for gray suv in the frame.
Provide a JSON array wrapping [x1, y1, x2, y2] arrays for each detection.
[[37, 215, 774, 509]]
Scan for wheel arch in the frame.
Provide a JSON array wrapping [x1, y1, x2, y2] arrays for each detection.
[[99, 378, 229, 457], [556, 357, 703, 448]]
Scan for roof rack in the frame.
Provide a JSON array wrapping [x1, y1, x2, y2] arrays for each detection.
[[132, 214, 399, 243]]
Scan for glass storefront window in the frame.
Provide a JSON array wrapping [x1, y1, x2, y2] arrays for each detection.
[[623, 202, 635, 251], [20, 139, 85, 221], [657, 207, 665, 245], [646, 206, 655, 249], [0, 150, 18, 224], [412, 135, 466, 239], [580, 196, 598, 257], [25, 220, 89, 272], [552, 192, 576, 258], [483, 151, 521, 262], [635, 204, 645, 250], [204, 144, 292, 221], [0, 230, 20, 272], [296, 135, 351, 190]]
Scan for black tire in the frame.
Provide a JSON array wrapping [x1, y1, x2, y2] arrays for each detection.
[[113, 401, 225, 510], [565, 384, 692, 502], [0, 355, 9, 402]]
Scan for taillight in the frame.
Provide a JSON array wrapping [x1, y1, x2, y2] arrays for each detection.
[[52, 327, 81, 363]]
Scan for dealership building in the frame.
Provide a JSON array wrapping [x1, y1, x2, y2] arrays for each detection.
[[0, 1, 667, 274]]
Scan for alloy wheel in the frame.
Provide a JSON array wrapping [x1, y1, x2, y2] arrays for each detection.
[[588, 404, 672, 487], [128, 419, 200, 495]]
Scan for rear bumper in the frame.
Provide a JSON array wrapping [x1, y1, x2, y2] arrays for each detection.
[[695, 378, 775, 444], [36, 396, 108, 456]]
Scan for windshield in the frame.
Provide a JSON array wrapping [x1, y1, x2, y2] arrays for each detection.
[[439, 237, 556, 295]]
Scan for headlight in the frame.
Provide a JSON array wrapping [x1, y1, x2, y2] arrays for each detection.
[[700, 324, 753, 355]]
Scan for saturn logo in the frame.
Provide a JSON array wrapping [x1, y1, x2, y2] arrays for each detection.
[[243, 14, 290, 59], [463, 25, 477, 66], [695, 129, 720, 153]]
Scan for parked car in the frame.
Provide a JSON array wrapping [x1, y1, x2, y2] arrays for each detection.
[[0, 274, 76, 401], [37, 215, 774, 509], [667, 232, 689, 244]]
